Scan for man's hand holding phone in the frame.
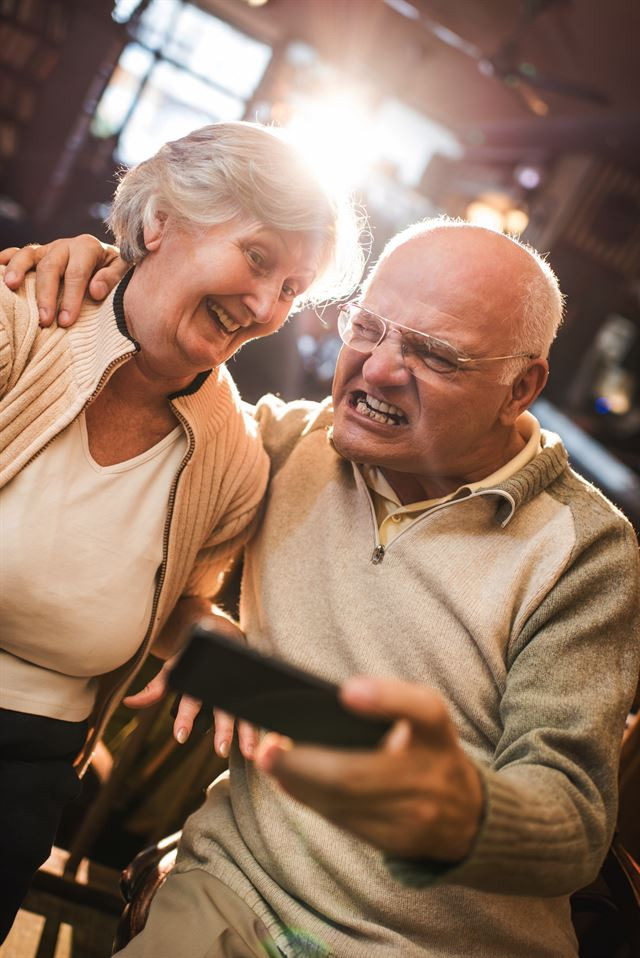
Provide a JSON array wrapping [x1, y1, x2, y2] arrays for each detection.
[[166, 623, 484, 863], [255, 676, 485, 863], [126, 620, 485, 862]]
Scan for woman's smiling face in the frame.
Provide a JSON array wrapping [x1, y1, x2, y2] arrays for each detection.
[[124, 214, 323, 387]]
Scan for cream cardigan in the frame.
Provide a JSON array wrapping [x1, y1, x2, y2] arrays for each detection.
[[0, 268, 269, 772]]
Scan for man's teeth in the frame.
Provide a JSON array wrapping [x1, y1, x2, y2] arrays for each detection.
[[355, 393, 406, 424], [207, 300, 240, 332]]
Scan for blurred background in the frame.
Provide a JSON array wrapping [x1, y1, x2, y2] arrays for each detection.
[[1, 3, 639, 954]]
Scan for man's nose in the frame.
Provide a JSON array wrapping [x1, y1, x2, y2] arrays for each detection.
[[362, 337, 411, 387]]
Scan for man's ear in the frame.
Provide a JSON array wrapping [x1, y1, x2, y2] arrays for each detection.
[[500, 358, 549, 425], [142, 211, 168, 252]]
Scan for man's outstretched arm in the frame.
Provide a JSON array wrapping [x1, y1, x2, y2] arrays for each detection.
[[256, 517, 640, 897]]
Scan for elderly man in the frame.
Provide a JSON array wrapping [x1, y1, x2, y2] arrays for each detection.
[[2, 221, 639, 958]]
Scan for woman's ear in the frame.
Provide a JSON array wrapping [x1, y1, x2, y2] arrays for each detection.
[[142, 211, 168, 252], [499, 358, 549, 425]]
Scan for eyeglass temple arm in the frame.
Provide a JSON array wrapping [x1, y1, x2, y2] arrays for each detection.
[[457, 352, 536, 365]]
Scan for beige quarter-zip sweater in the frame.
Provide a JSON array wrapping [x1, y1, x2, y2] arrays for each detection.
[[0, 268, 269, 772], [176, 395, 640, 958]]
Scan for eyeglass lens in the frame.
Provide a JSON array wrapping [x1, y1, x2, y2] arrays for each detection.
[[339, 306, 460, 379]]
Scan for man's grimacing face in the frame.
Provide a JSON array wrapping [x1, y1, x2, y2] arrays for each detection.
[[331, 228, 546, 493]]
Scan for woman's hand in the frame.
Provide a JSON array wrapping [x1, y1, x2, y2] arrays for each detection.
[[124, 662, 259, 760], [0, 235, 128, 327], [126, 602, 261, 760]]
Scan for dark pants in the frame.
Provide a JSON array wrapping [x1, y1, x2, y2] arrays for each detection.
[[0, 708, 87, 943]]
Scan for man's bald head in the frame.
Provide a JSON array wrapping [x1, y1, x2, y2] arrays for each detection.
[[363, 219, 564, 377]]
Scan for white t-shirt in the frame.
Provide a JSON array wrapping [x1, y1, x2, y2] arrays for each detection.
[[0, 412, 187, 720]]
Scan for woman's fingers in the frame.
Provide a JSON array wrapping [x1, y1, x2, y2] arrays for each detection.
[[237, 720, 260, 760], [213, 709, 235, 757], [123, 670, 169, 710], [212, 711, 261, 760], [172, 694, 204, 744], [125, 686, 260, 757]]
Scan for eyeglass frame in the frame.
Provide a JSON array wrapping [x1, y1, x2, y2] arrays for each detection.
[[337, 301, 537, 377]]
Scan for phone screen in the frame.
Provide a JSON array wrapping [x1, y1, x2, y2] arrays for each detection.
[[169, 623, 391, 749]]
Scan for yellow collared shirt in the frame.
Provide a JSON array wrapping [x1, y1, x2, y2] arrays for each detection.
[[360, 411, 542, 547]]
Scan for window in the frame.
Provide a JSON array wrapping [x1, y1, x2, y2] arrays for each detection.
[[92, 0, 271, 165]]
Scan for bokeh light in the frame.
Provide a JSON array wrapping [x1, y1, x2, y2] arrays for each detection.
[[285, 90, 377, 193]]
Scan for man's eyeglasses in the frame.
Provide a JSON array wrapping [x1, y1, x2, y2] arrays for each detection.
[[337, 302, 536, 382]]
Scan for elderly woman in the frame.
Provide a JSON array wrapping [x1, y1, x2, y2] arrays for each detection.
[[0, 120, 363, 941]]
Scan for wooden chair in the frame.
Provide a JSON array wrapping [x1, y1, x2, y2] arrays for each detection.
[[570, 834, 640, 957], [112, 831, 180, 954]]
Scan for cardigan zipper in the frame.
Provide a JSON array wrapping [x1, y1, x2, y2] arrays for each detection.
[[142, 403, 195, 644]]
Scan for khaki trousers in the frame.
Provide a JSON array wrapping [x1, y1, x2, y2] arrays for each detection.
[[115, 869, 283, 958]]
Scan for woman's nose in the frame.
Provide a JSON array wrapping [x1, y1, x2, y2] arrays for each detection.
[[244, 279, 281, 325], [362, 337, 411, 387]]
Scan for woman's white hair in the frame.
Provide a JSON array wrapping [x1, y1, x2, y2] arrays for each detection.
[[108, 121, 365, 307], [365, 216, 564, 383]]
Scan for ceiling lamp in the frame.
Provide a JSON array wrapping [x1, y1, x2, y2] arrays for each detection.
[[466, 202, 504, 233], [504, 208, 529, 234], [466, 194, 529, 235], [514, 164, 543, 190]]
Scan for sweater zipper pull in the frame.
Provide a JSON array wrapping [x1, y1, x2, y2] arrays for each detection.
[[371, 545, 385, 565]]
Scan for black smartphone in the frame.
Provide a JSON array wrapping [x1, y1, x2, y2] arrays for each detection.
[[168, 622, 391, 749]]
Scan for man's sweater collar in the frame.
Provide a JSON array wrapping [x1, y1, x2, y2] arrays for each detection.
[[491, 429, 569, 524]]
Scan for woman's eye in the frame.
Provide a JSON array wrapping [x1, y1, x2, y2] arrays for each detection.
[[246, 248, 266, 270], [281, 284, 296, 300]]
